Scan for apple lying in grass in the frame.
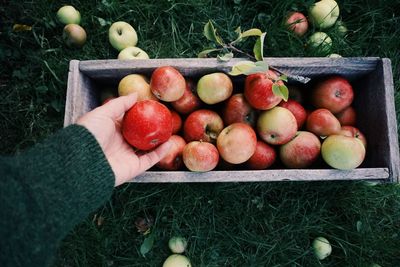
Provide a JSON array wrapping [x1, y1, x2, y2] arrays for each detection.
[[285, 12, 309, 36], [257, 106, 298, 145], [338, 126, 367, 147], [122, 100, 172, 151], [163, 254, 192, 267], [278, 99, 307, 129], [246, 140, 276, 169], [157, 135, 186, 171], [168, 236, 187, 254], [182, 141, 219, 172], [222, 93, 256, 126], [63, 24, 87, 48], [118, 74, 157, 101], [308, 32, 332, 54], [309, 0, 340, 29], [217, 123, 257, 164], [312, 76, 354, 113], [57, 5, 81, 25], [335, 106, 356, 126], [171, 79, 202, 114], [109, 21, 138, 51], [150, 66, 186, 101], [280, 131, 321, 168], [312, 237, 332, 260], [183, 109, 223, 143], [306, 108, 341, 136], [321, 134, 366, 170], [197, 72, 233, 104], [244, 70, 284, 110], [118, 46, 149, 60]]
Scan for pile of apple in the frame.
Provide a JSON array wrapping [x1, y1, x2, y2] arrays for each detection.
[[116, 65, 367, 172]]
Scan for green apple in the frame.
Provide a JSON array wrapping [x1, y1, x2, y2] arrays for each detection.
[[308, 32, 332, 54], [309, 0, 340, 29], [118, 74, 157, 101], [336, 21, 348, 36], [63, 24, 87, 48], [312, 237, 332, 260], [163, 254, 191, 267], [197, 73, 233, 104], [109, 21, 138, 51], [57, 5, 81, 25], [118, 46, 149, 60], [321, 134, 366, 170], [168, 236, 187, 254]]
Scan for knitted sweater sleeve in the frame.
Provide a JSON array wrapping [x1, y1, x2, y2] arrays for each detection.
[[0, 125, 115, 267]]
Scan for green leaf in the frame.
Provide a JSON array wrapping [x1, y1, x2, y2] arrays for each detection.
[[203, 20, 224, 45], [140, 233, 155, 257], [272, 84, 289, 101], [229, 61, 256, 76], [217, 52, 233, 62], [279, 74, 288, 82], [241, 28, 263, 38], [253, 32, 266, 61], [96, 17, 109, 27], [356, 221, 363, 232], [198, 48, 220, 58]]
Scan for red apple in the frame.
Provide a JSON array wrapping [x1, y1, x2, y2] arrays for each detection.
[[280, 131, 321, 168], [244, 70, 284, 110], [257, 106, 298, 145], [150, 66, 186, 102], [222, 93, 256, 126], [286, 12, 309, 36], [183, 141, 219, 172], [278, 99, 307, 129], [122, 100, 172, 151], [197, 72, 233, 104], [217, 123, 257, 164], [171, 110, 182, 134], [335, 106, 356, 126], [171, 79, 202, 114], [306, 108, 341, 136], [157, 135, 186, 170], [183, 109, 224, 143], [338, 126, 367, 148], [311, 76, 354, 113], [246, 140, 276, 169]]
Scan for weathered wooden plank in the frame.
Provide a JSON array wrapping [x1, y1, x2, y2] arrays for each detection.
[[78, 57, 380, 83], [131, 168, 390, 183]]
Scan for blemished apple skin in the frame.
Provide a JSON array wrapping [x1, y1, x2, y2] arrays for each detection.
[[157, 135, 186, 171], [280, 131, 321, 168], [321, 134, 366, 170], [197, 73, 233, 104], [150, 66, 186, 102], [311, 76, 354, 114], [182, 141, 219, 172], [183, 109, 224, 143], [217, 123, 257, 164], [257, 106, 298, 145], [306, 108, 341, 136], [246, 140, 276, 169]]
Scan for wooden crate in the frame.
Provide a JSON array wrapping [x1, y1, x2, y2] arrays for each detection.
[[64, 58, 400, 183]]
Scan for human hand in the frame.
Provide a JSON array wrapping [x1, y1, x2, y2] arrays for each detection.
[[77, 94, 172, 186]]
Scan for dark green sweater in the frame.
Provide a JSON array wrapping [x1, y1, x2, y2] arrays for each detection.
[[0, 125, 115, 267]]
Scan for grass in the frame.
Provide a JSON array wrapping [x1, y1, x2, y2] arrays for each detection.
[[1, 0, 400, 266]]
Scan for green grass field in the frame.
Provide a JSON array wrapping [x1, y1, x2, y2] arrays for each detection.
[[1, 0, 400, 266]]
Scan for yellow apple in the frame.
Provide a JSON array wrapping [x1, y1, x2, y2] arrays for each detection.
[[118, 74, 157, 101]]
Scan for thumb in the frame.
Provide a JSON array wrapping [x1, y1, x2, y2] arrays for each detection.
[[102, 93, 138, 120]]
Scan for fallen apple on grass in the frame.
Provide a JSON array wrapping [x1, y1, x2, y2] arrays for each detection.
[[163, 254, 192, 267], [118, 46, 149, 60], [109, 21, 138, 51], [309, 0, 340, 29], [57, 5, 81, 25], [285, 12, 309, 36], [63, 24, 86, 48], [168, 236, 187, 254], [312, 236, 332, 260], [308, 32, 332, 54]]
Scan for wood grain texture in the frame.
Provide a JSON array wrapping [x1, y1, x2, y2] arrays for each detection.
[[131, 168, 390, 183]]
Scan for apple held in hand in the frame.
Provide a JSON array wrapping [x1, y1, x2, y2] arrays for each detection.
[[312, 76, 354, 113], [309, 0, 340, 29], [122, 100, 172, 151], [118, 74, 157, 101], [63, 24, 87, 48], [109, 21, 138, 51], [285, 12, 309, 36], [197, 73, 233, 104], [171, 79, 202, 114], [217, 123, 257, 164], [335, 106, 356, 126], [321, 134, 366, 170], [183, 109, 223, 143], [306, 108, 341, 136], [223, 93, 256, 126], [280, 131, 321, 168], [246, 140, 276, 170], [118, 46, 149, 60], [182, 141, 219, 172], [150, 66, 186, 102], [257, 106, 298, 145], [278, 99, 307, 129], [57, 5, 81, 25], [157, 135, 186, 171]]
